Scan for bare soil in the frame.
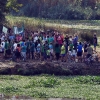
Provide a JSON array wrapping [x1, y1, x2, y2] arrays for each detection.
[[0, 59, 99, 75], [0, 49, 100, 76]]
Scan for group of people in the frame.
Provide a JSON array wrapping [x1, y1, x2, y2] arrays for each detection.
[[0, 29, 98, 62]]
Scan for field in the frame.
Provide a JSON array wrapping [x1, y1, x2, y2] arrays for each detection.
[[1, 16, 100, 100], [5, 16, 100, 48], [5, 16, 100, 35], [0, 75, 100, 100]]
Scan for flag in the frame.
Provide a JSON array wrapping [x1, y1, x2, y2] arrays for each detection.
[[13, 26, 18, 34], [18, 23, 24, 34], [13, 23, 24, 35], [2, 26, 8, 34]]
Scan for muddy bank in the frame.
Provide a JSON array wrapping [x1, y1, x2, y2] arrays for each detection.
[[0, 61, 100, 76], [0, 94, 84, 100]]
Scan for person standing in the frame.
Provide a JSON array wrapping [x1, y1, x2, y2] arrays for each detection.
[[1, 40, 5, 54], [57, 34, 63, 47], [40, 43, 45, 61], [54, 43, 60, 61], [15, 44, 21, 62], [43, 41, 49, 60], [73, 33, 78, 51], [49, 42, 54, 60], [93, 33, 98, 51], [77, 42, 83, 62], [26, 39, 31, 59], [21, 43, 27, 61], [65, 34, 69, 54], [83, 41, 88, 60], [87, 44, 93, 58], [48, 34, 54, 44], [4, 40, 10, 58], [12, 41, 17, 61], [61, 43, 66, 62], [30, 41, 35, 60], [36, 41, 41, 60]]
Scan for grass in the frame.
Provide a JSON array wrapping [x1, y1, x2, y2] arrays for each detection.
[[5, 16, 100, 34], [0, 75, 100, 100]]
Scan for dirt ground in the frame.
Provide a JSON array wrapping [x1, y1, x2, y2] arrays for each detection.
[[0, 47, 99, 76]]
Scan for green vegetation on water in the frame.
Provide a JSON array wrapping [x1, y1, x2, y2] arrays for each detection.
[[0, 75, 100, 100]]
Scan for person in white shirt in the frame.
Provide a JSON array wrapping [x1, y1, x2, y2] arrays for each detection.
[[72, 48, 77, 61], [34, 35, 38, 43], [1, 40, 5, 50], [0, 45, 3, 53], [37, 43, 41, 53], [0, 45, 3, 57], [1, 35, 5, 41], [68, 48, 76, 61], [13, 41, 17, 51]]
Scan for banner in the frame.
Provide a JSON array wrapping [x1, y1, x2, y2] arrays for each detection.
[[18, 27, 24, 34], [2, 26, 8, 34], [13, 23, 24, 35], [13, 26, 18, 34]]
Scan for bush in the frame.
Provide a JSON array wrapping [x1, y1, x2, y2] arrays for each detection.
[[80, 32, 93, 44], [74, 76, 100, 85], [40, 77, 60, 88], [1, 86, 20, 93]]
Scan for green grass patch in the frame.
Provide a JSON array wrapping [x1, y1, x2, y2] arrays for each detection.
[[24, 77, 60, 88], [0, 75, 100, 99]]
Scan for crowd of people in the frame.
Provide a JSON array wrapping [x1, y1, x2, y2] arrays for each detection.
[[0, 29, 98, 63]]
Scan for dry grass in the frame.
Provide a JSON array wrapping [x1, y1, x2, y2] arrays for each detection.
[[5, 16, 100, 35]]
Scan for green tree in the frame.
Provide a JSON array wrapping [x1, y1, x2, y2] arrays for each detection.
[[7, 0, 100, 19], [6, 0, 22, 12], [0, 0, 7, 25]]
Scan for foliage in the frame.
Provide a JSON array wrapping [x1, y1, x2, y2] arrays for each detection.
[[74, 76, 100, 85], [0, 0, 22, 31], [40, 77, 60, 88], [1, 86, 20, 93], [6, 0, 22, 13], [80, 32, 93, 44], [24, 76, 60, 88], [0, 0, 7, 25], [10, 0, 100, 20], [0, 75, 100, 99]]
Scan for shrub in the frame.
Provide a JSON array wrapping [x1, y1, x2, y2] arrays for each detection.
[[1, 86, 20, 93], [0, 68, 11, 75], [74, 76, 100, 85], [40, 77, 61, 88], [80, 32, 93, 44]]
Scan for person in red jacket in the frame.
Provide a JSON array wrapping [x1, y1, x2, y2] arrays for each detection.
[[57, 34, 63, 46]]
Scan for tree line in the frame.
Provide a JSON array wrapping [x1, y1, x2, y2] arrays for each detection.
[[0, 0, 100, 26], [13, 0, 100, 20]]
